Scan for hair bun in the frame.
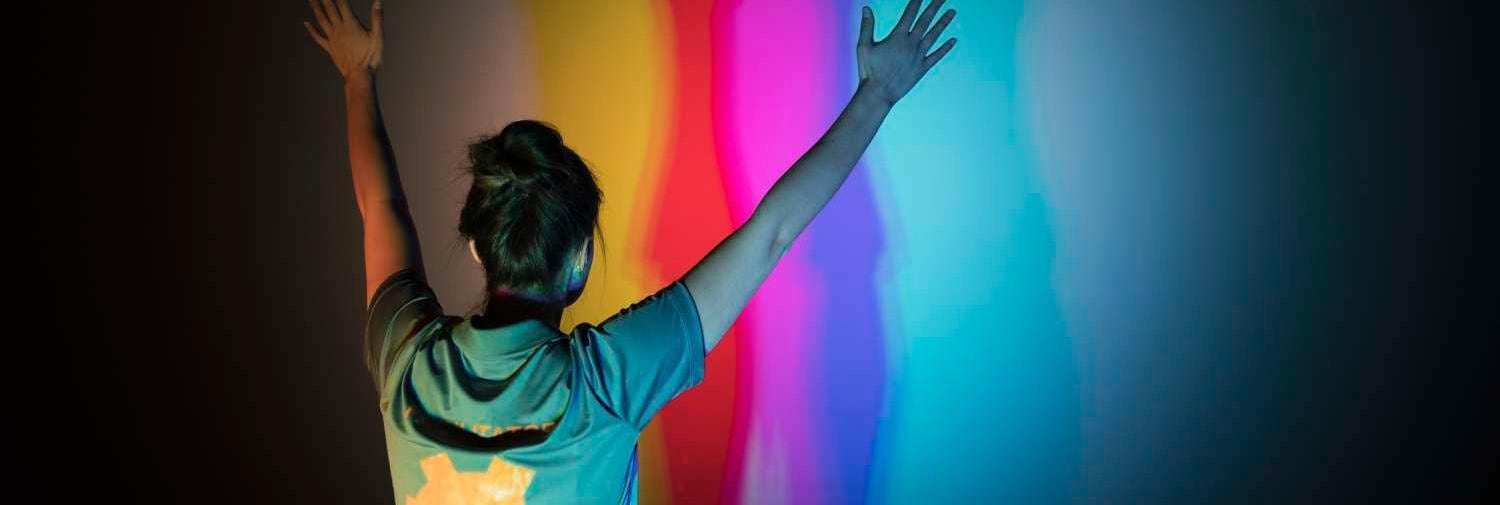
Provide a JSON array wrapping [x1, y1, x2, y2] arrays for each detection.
[[469, 119, 569, 191]]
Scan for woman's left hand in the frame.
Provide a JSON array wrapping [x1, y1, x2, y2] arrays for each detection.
[[304, 0, 384, 82]]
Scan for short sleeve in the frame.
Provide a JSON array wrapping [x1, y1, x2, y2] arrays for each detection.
[[364, 268, 444, 396], [574, 280, 706, 431]]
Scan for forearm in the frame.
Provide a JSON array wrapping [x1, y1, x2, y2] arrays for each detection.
[[753, 79, 893, 253], [343, 71, 425, 301], [305, 0, 425, 302], [687, 81, 890, 350], [682, 0, 957, 353], [344, 71, 408, 218]]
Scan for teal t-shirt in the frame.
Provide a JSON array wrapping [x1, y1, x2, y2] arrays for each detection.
[[364, 269, 705, 504]]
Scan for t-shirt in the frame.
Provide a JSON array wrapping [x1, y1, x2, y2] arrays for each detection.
[[364, 268, 705, 504]]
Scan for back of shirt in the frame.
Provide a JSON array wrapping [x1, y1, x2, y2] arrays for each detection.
[[364, 269, 705, 504]]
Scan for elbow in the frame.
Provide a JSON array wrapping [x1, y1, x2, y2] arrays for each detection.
[[750, 214, 795, 260], [744, 209, 795, 261], [360, 194, 410, 214], [769, 232, 794, 260]]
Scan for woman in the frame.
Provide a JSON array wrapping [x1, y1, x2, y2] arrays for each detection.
[[303, 0, 956, 502]]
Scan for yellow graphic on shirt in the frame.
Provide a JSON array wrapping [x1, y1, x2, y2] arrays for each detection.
[[406, 453, 535, 505]]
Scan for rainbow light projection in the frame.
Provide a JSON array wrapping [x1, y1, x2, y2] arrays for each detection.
[[449, 1, 1080, 503]]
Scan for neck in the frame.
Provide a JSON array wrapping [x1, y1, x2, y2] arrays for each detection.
[[474, 289, 565, 330]]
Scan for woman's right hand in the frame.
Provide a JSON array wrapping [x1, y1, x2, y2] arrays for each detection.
[[857, 0, 959, 107], [304, 0, 384, 82]]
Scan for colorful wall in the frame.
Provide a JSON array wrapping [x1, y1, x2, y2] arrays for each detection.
[[125, 0, 1488, 502], [404, 1, 1079, 503]]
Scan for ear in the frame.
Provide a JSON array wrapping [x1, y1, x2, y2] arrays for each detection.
[[468, 239, 483, 266], [563, 236, 594, 305], [576, 236, 594, 271]]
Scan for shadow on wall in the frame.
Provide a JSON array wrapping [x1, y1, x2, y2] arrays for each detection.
[[802, 3, 889, 505], [864, 0, 1082, 501]]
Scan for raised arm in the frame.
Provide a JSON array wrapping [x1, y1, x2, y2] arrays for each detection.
[[305, 0, 425, 306], [684, 0, 958, 353]]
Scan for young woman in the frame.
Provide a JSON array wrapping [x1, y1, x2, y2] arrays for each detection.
[[303, 0, 956, 502]]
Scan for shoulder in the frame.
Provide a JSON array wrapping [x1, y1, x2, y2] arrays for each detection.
[[365, 268, 450, 395]]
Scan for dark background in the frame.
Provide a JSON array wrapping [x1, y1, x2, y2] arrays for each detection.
[[29, 0, 1492, 502]]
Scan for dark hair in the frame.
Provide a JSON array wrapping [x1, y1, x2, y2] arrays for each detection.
[[458, 120, 602, 296]]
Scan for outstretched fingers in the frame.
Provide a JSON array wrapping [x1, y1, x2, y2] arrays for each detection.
[[894, 0, 922, 36], [859, 5, 875, 47], [308, 0, 334, 34], [371, 0, 384, 40], [304, 21, 331, 53], [912, 0, 947, 39], [923, 38, 957, 72], [920, 9, 955, 53], [319, 0, 342, 24]]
